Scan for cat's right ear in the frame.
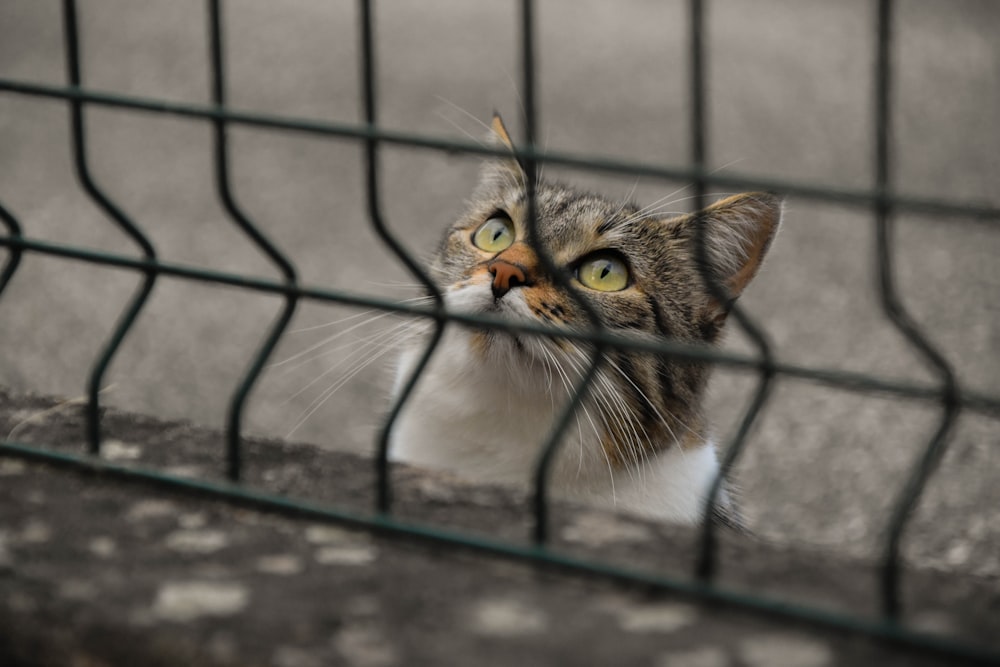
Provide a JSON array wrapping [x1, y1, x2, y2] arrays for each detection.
[[678, 192, 783, 325], [479, 112, 527, 188], [489, 113, 516, 151]]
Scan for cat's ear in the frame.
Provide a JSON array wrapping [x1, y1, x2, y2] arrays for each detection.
[[681, 192, 782, 314], [479, 112, 527, 188], [489, 113, 516, 150]]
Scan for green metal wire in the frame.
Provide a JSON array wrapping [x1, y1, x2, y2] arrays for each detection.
[[870, 0, 962, 620], [63, 0, 160, 456], [0, 202, 22, 298], [357, 0, 447, 516], [0, 1, 998, 662], [687, 0, 777, 582], [1, 79, 997, 222], [208, 0, 300, 482], [518, 0, 607, 547], [0, 233, 997, 417]]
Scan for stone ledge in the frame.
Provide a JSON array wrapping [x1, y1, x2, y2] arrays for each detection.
[[0, 387, 996, 666]]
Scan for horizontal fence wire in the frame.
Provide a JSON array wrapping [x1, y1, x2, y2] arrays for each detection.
[[0, 233, 996, 412], [1, 77, 998, 222], [0, 0, 998, 663]]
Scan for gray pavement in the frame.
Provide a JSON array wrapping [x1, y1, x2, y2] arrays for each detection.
[[1, 0, 999, 574], [4, 390, 995, 666]]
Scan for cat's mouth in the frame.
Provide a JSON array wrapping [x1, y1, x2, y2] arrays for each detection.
[[448, 281, 526, 318], [474, 299, 525, 346], [447, 283, 543, 361], [473, 300, 539, 362]]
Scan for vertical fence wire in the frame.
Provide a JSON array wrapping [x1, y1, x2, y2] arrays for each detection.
[[687, 0, 777, 581], [518, 0, 607, 546], [207, 0, 301, 482], [62, 0, 160, 456], [0, 203, 23, 298], [357, 0, 447, 515], [871, 0, 962, 620]]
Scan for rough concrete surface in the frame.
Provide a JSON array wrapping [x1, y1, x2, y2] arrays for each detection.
[[0, 0, 998, 627], [1, 389, 998, 665]]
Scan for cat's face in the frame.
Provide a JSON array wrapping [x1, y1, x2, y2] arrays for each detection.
[[428, 115, 781, 458]]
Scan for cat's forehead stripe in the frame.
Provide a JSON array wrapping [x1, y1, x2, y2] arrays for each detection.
[[542, 191, 636, 242]]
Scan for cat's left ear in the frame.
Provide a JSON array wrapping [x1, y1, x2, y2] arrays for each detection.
[[683, 192, 783, 315], [479, 112, 527, 188]]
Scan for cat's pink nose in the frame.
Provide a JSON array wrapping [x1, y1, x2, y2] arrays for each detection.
[[489, 260, 527, 299]]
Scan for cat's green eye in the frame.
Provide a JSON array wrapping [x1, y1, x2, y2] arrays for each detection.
[[577, 253, 629, 292], [472, 216, 515, 253]]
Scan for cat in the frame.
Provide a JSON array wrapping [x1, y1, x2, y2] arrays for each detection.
[[388, 114, 781, 525]]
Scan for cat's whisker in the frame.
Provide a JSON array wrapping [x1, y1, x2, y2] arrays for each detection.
[[573, 408, 586, 477], [563, 346, 660, 486], [593, 347, 699, 449], [534, 129, 552, 187], [536, 344, 576, 455], [615, 157, 747, 229], [286, 308, 383, 336], [540, 343, 606, 485], [641, 156, 745, 213], [623, 177, 640, 204], [285, 294, 432, 339], [551, 350, 587, 478], [500, 69, 528, 136], [275, 317, 423, 379], [606, 177, 641, 224], [559, 347, 641, 489], [434, 96, 495, 138], [709, 156, 747, 175], [273, 296, 434, 370], [278, 339, 373, 386], [537, 343, 556, 395], [600, 354, 676, 435], [284, 326, 415, 439], [271, 311, 401, 372], [361, 280, 431, 291], [597, 371, 647, 468], [598, 372, 651, 482], [617, 184, 699, 227], [436, 112, 492, 150], [281, 320, 422, 405], [623, 191, 742, 226]]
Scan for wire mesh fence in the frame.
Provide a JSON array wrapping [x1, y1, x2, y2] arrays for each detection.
[[1, 0, 999, 663]]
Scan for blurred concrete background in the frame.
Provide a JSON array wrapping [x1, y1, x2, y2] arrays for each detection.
[[1, 1, 998, 573]]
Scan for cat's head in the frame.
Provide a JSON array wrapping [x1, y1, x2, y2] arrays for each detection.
[[431, 114, 781, 453]]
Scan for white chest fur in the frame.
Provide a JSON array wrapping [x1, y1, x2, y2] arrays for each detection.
[[388, 329, 722, 524]]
